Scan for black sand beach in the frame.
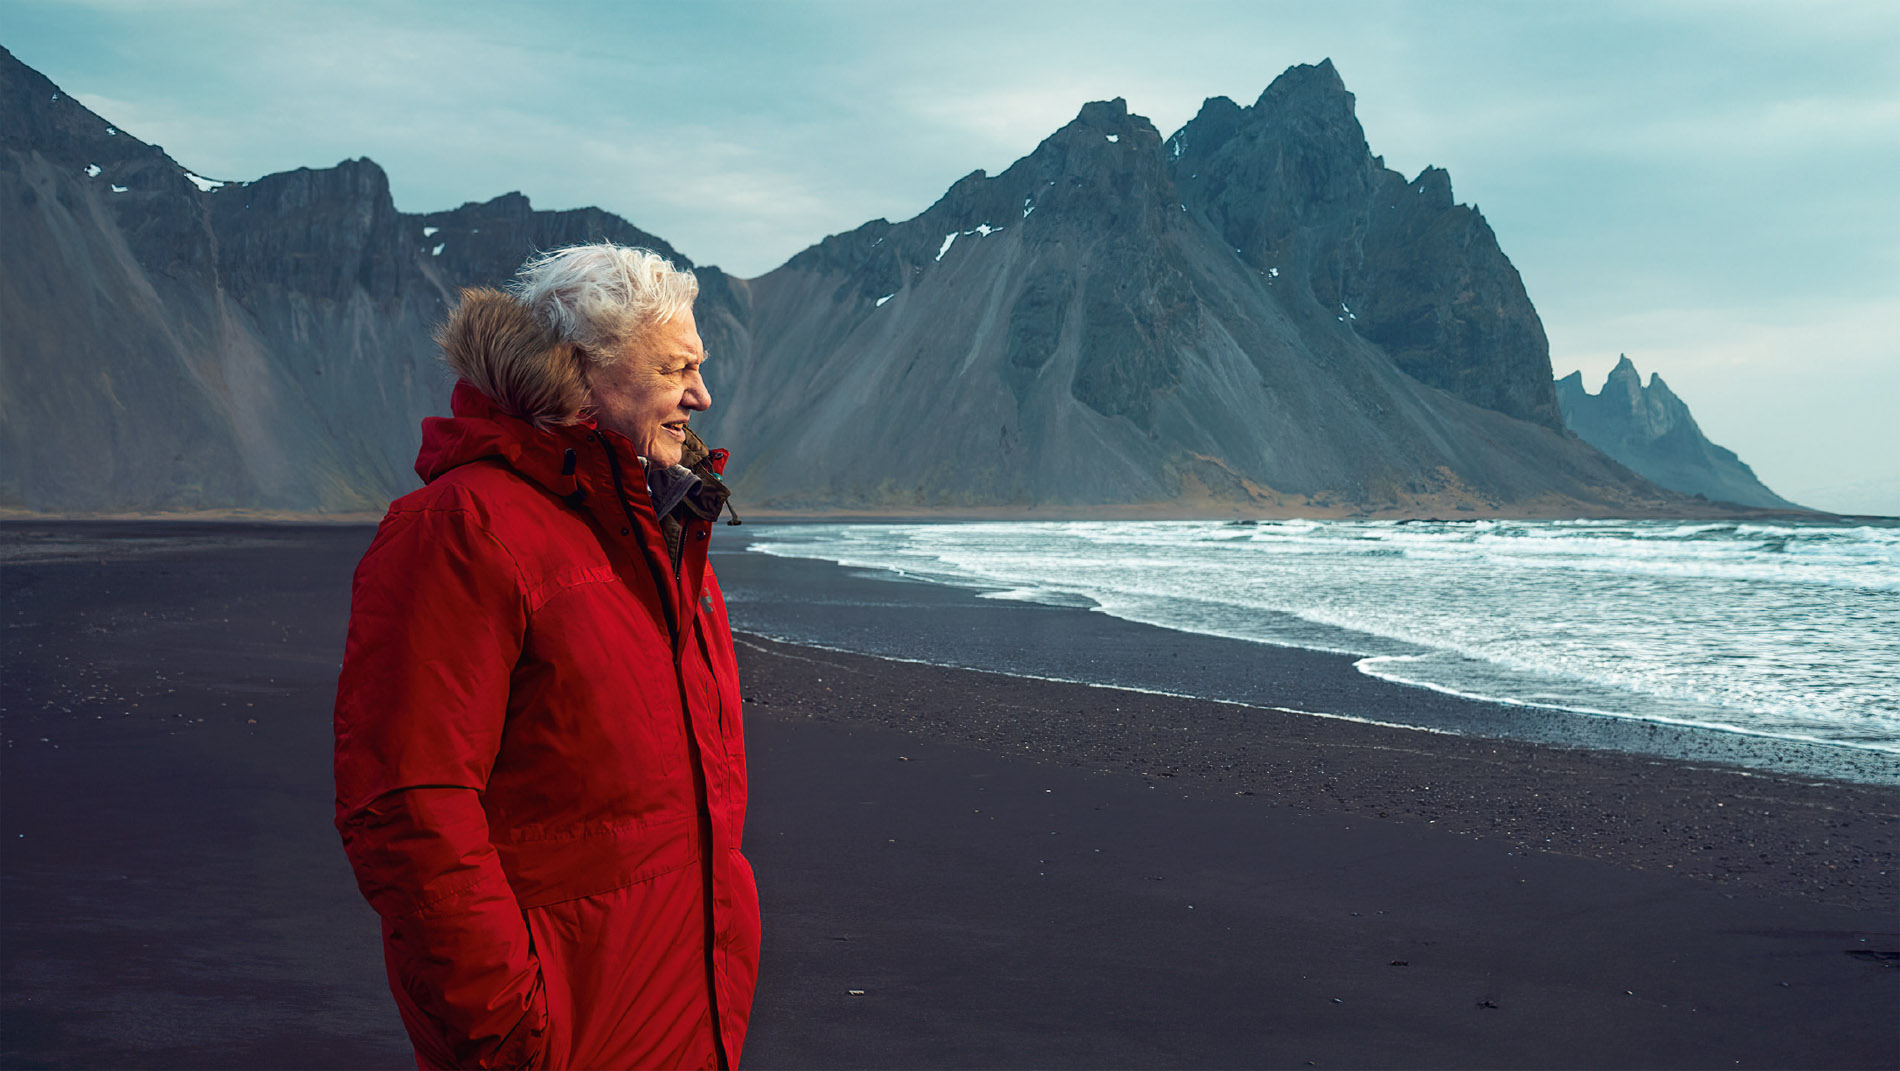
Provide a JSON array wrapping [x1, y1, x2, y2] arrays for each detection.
[[2, 521, 1895, 1069]]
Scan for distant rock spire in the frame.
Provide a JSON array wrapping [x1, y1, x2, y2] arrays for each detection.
[[1556, 357, 1800, 510]]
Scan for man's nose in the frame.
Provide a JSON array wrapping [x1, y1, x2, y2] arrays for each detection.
[[684, 371, 712, 411]]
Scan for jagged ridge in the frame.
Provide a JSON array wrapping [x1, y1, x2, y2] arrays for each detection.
[[2, 48, 1781, 518], [694, 63, 1683, 515], [1556, 357, 1798, 510], [0, 46, 742, 512]]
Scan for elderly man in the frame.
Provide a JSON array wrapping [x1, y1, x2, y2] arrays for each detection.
[[333, 245, 757, 1070]]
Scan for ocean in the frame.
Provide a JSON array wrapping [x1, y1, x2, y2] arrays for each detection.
[[741, 519, 1900, 773]]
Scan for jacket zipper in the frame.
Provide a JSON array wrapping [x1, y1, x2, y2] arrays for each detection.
[[598, 432, 678, 644]]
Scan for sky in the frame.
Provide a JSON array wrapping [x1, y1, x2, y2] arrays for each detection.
[[8, 0, 1897, 513]]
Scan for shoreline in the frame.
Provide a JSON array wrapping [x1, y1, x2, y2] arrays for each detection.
[[714, 534, 1900, 788], [747, 625, 1900, 778], [733, 631, 1899, 912]]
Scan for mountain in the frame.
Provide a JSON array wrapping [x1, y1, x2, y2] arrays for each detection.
[[1556, 357, 1798, 510], [2, 48, 1752, 517], [0, 46, 744, 513], [694, 62, 1683, 515]]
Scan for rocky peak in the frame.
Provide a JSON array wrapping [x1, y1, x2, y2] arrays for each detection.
[[776, 93, 1188, 314], [1410, 166, 1454, 210], [1062, 98, 1164, 149], [1645, 372, 1686, 410], [1256, 57, 1349, 108], [1164, 95, 1244, 165], [1556, 357, 1797, 509], [411, 190, 699, 312], [243, 157, 390, 205], [1251, 58, 1366, 161], [1075, 96, 1130, 127], [1593, 354, 1641, 412], [1163, 61, 1559, 430], [711, 59, 1699, 513], [998, 99, 1174, 229], [1174, 60, 1374, 221], [208, 158, 412, 302], [1592, 355, 1696, 439]]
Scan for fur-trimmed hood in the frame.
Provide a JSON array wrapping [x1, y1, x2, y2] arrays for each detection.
[[435, 287, 589, 430]]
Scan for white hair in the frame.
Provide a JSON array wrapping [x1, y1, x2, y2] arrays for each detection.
[[507, 243, 699, 364]]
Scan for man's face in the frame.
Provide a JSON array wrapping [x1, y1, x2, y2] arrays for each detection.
[[586, 307, 710, 468]]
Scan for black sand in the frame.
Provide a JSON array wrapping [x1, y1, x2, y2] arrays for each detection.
[[2, 522, 1895, 1068]]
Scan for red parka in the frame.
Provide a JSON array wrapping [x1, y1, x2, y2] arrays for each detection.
[[334, 375, 758, 1070]]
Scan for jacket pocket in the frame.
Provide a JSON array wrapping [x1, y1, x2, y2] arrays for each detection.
[[491, 971, 550, 1070]]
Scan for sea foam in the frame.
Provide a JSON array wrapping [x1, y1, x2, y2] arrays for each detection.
[[748, 519, 1900, 756]]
